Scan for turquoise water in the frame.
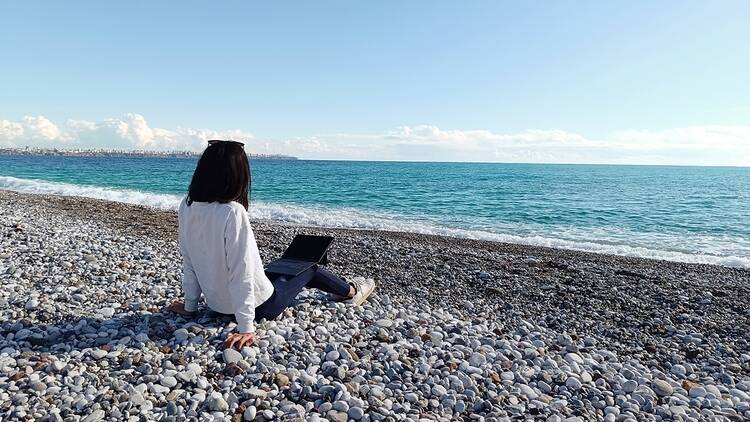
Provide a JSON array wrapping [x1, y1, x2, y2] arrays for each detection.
[[1, 155, 748, 267]]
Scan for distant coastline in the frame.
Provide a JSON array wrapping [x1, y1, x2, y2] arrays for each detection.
[[0, 147, 297, 160]]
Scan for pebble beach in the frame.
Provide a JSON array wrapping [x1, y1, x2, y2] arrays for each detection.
[[1, 190, 749, 421]]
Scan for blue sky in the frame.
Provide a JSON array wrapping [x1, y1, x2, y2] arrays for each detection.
[[1, 1, 749, 165]]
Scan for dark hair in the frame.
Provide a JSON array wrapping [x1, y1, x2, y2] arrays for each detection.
[[187, 141, 250, 210]]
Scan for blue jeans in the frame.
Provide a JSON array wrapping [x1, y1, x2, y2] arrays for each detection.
[[255, 265, 350, 321]]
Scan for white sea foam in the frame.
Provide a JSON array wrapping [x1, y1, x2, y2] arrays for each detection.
[[1, 176, 748, 268], [0, 176, 184, 210]]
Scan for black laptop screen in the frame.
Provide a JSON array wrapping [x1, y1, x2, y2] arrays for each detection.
[[282, 235, 333, 262]]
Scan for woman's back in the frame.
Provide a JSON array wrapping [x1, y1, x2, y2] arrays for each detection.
[[178, 198, 272, 317]]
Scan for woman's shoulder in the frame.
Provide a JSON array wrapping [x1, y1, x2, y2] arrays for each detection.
[[180, 198, 241, 210], [223, 200, 247, 212], [222, 202, 252, 236], [222, 201, 250, 221], [180, 199, 247, 222]]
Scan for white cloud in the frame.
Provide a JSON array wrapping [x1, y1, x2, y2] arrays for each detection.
[[0, 113, 264, 152], [0, 114, 748, 166], [296, 125, 750, 166], [0, 116, 68, 145]]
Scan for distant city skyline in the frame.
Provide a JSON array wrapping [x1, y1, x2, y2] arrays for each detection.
[[1, 1, 749, 166], [0, 146, 297, 159]]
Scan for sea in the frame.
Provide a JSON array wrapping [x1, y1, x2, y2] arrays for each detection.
[[0, 155, 748, 268]]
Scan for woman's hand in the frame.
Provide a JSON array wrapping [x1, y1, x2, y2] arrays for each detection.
[[225, 332, 256, 350], [164, 300, 195, 317]]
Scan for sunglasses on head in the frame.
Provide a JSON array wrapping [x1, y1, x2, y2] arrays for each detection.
[[207, 139, 245, 148]]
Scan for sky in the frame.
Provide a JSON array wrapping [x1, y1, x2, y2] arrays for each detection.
[[1, 1, 749, 165]]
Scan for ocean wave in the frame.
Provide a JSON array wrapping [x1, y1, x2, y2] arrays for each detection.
[[1, 176, 748, 268], [0, 176, 183, 210]]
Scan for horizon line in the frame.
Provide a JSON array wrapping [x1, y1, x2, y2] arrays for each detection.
[[1, 146, 748, 168]]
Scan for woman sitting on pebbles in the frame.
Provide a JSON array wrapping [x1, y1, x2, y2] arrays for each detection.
[[166, 140, 375, 350]]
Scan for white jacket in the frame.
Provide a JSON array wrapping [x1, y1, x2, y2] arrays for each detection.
[[178, 198, 274, 332]]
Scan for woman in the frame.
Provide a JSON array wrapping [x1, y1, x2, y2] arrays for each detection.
[[166, 140, 375, 350]]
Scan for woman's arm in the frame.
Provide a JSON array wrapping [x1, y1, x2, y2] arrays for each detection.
[[225, 206, 258, 334], [180, 200, 202, 312], [168, 199, 202, 316], [180, 239, 202, 312]]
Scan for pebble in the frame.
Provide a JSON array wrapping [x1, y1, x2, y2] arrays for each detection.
[[518, 384, 539, 400], [207, 393, 228, 412], [566, 376, 582, 390], [622, 380, 638, 393], [689, 386, 707, 398], [90, 349, 108, 360], [565, 352, 584, 364], [174, 328, 190, 342], [327, 410, 348, 422], [100, 307, 115, 318], [275, 373, 290, 387], [223, 348, 243, 364], [81, 410, 105, 422], [432, 384, 448, 397], [652, 379, 674, 397], [375, 318, 393, 328], [333, 400, 349, 411], [160, 376, 178, 388], [670, 364, 686, 377], [469, 352, 486, 367], [243, 405, 257, 420], [348, 406, 365, 419], [25, 298, 39, 310]]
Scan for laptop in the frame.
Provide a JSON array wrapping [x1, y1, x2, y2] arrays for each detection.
[[264, 234, 334, 276]]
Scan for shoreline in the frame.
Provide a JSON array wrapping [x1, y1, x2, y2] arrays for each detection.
[[1, 172, 747, 268], [1, 187, 747, 272], [1, 189, 749, 420]]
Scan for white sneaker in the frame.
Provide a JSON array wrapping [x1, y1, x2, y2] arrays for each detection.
[[346, 277, 376, 305], [329, 276, 376, 305]]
